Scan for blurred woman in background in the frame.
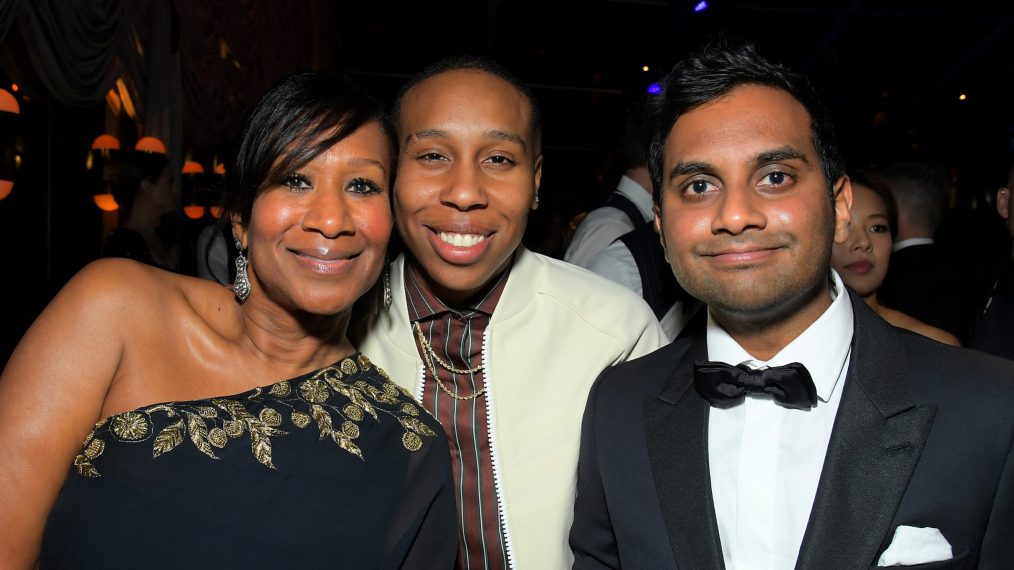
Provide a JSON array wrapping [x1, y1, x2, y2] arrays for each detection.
[[832, 171, 960, 346]]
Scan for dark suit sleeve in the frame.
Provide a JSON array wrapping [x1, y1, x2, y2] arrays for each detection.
[[570, 371, 621, 569], [979, 435, 1014, 567]]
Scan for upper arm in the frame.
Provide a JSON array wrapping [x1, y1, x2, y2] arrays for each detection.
[[0, 259, 140, 564]]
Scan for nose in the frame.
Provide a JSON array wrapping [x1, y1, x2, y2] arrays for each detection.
[[439, 162, 488, 212], [710, 186, 767, 235], [850, 224, 872, 252], [301, 189, 354, 239]]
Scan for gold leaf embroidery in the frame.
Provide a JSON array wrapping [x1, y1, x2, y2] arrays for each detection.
[[223, 420, 244, 438], [402, 432, 423, 452], [341, 421, 360, 439], [196, 406, 218, 419], [74, 454, 100, 478], [247, 422, 276, 469], [83, 438, 105, 459], [152, 419, 184, 457], [332, 432, 363, 461], [291, 411, 311, 428], [340, 358, 358, 375], [269, 381, 291, 397], [343, 403, 364, 422], [259, 407, 282, 427], [377, 366, 391, 381], [144, 404, 177, 417], [349, 390, 378, 421], [184, 412, 218, 460], [208, 428, 228, 448], [400, 416, 437, 437], [71, 355, 439, 475], [299, 378, 330, 404], [310, 404, 334, 439], [112, 412, 150, 441]]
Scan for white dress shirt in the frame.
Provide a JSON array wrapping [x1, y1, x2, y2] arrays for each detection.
[[564, 175, 654, 267], [891, 236, 933, 253], [706, 271, 854, 570]]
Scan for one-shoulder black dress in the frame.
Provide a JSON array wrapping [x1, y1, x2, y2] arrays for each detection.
[[40, 353, 455, 569]]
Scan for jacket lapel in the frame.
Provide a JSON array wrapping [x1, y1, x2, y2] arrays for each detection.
[[644, 335, 726, 570], [795, 296, 937, 568]]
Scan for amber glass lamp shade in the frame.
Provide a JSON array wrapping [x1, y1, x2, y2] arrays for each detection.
[[91, 134, 121, 151], [135, 136, 167, 154], [183, 204, 206, 219], [182, 160, 205, 175], [0, 179, 12, 200], [93, 193, 119, 211], [0, 88, 19, 114]]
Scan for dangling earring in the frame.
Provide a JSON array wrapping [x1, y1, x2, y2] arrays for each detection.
[[233, 238, 251, 302], [382, 258, 392, 311], [534, 192, 540, 205]]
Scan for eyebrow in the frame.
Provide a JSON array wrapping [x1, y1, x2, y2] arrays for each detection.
[[666, 146, 810, 183], [403, 128, 527, 152], [347, 157, 388, 176]]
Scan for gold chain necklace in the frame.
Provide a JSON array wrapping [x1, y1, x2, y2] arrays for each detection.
[[413, 321, 486, 400]]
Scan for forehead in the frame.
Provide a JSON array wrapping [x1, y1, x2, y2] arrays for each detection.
[[851, 183, 886, 213], [666, 84, 816, 166], [399, 70, 533, 146]]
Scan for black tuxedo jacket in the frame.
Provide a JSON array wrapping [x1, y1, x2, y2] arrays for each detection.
[[878, 243, 977, 343], [571, 294, 1014, 569]]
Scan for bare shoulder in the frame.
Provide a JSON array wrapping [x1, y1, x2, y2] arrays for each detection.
[[878, 306, 961, 347]]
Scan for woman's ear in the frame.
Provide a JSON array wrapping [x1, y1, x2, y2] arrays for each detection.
[[230, 214, 247, 249]]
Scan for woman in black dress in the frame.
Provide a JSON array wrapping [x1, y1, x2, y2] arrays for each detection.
[[0, 72, 455, 568]]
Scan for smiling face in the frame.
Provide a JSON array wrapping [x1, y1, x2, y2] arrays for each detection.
[[394, 69, 542, 304], [655, 84, 851, 330], [233, 121, 393, 316], [831, 182, 892, 297]]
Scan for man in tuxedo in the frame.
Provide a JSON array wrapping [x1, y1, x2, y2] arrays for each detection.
[[876, 162, 975, 343], [570, 42, 1014, 569]]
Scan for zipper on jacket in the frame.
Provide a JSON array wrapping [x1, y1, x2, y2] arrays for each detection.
[[482, 326, 516, 569]]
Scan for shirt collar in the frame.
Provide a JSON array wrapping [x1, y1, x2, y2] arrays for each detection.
[[403, 258, 511, 322], [616, 175, 655, 221], [706, 270, 854, 402], [892, 237, 933, 252]]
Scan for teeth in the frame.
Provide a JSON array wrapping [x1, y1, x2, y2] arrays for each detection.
[[439, 232, 486, 247]]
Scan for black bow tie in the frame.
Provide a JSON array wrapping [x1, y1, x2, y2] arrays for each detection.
[[693, 360, 818, 410]]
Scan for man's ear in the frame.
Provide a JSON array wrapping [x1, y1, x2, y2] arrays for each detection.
[[653, 205, 670, 263], [531, 154, 544, 210], [230, 214, 247, 249], [831, 175, 853, 245], [998, 188, 1010, 220]]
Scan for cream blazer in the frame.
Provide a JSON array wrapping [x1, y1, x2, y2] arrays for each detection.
[[351, 247, 666, 569]]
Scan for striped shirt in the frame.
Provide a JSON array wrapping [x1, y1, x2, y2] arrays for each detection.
[[404, 261, 511, 570]]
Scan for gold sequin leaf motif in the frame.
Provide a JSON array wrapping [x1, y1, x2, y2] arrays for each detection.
[[72, 355, 436, 477]]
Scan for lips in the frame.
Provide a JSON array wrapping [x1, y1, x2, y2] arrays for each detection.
[[845, 260, 873, 274], [438, 231, 486, 247], [289, 247, 360, 275], [426, 225, 494, 265]]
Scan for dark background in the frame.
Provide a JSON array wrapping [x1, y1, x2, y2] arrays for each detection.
[[2, 0, 1013, 365]]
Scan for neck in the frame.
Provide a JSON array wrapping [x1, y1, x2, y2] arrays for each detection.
[[625, 166, 652, 195], [238, 294, 354, 375], [124, 200, 163, 235], [711, 279, 834, 361]]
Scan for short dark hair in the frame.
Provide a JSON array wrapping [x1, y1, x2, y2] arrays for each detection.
[[223, 71, 396, 227], [391, 54, 542, 154], [646, 41, 843, 205], [114, 150, 169, 215], [878, 161, 949, 232], [850, 170, 899, 241]]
